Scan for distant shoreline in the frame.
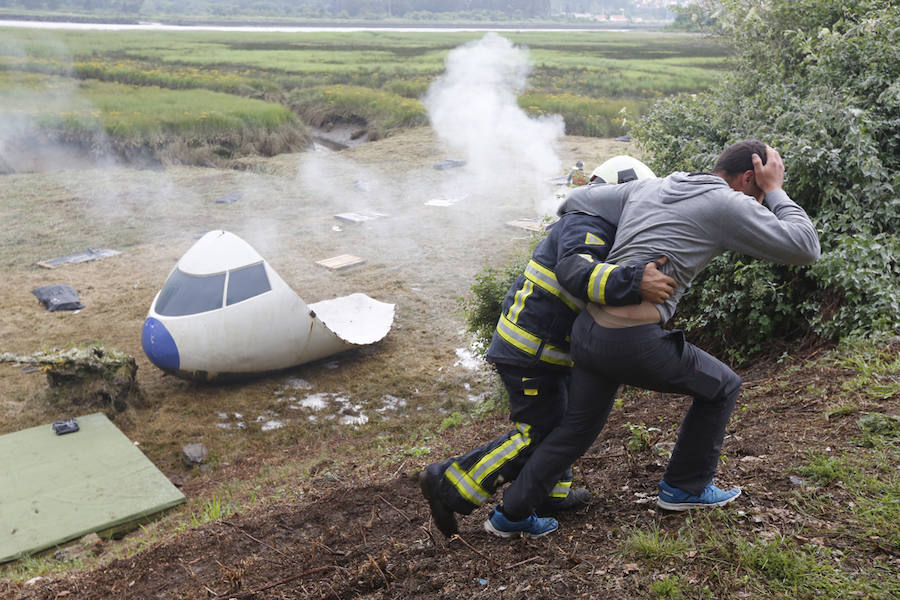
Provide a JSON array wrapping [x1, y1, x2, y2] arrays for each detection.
[[0, 12, 670, 31]]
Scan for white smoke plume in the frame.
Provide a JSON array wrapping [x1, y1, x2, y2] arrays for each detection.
[[422, 32, 565, 209]]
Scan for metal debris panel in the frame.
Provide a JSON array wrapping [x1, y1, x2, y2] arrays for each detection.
[[0, 413, 185, 563], [333, 211, 389, 224], [316, 254, 366, 271], [37, 248, 121, 269]]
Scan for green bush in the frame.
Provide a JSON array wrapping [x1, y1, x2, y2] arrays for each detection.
[[633, 0, 900, 358], [460, 255, 529, 356]]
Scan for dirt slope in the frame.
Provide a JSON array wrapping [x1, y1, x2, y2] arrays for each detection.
[[7, 346, 900, 599]]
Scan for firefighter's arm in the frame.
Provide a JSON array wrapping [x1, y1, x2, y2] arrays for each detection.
[[552, 214, 666, 305], [557, 253, 675, 306]]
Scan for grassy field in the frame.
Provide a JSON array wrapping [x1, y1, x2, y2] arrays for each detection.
[[0, 27, 730, 165]]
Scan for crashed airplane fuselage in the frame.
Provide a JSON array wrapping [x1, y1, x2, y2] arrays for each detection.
[[141, 231, 394, 382]]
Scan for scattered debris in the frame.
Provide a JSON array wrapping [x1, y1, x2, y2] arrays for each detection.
[[789, 475, 811, 488], [505, 219, 544, 233], [31, 284, 85, 312], [425, 194, 468, 207], [333, 210, 389, 224], [52, 418, 80, 435], [0, 345, 139, 412], [453, 347, 484, 371], [215, 192, 243, 204], [37, 248, 121, 269], [433, 158, 466, 170], [316, 254, 366, 271], [182, 443, 209, 467]]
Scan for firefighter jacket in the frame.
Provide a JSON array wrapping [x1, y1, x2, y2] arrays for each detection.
[[485, 211, 645, 370]]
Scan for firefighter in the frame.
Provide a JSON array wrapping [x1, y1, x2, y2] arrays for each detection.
[[567, 160, 589, 186], [420, 157, 674, 537]]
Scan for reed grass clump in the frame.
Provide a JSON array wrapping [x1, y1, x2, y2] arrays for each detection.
[[1, 72, 309, 166], [520, 93, 648, 137], [288, 84, 427, 139]]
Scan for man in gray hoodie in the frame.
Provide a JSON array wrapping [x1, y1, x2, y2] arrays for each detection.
[[483, 141, 821, 537]]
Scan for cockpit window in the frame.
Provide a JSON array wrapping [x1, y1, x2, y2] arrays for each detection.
[[226, 262, 271, 306], [155, 269, 225, 317]]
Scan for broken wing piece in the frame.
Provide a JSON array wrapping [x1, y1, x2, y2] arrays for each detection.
[[141, 231, 395, 381]]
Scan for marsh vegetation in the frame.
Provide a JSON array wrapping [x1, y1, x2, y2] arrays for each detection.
[[0, 28, 730, 168]]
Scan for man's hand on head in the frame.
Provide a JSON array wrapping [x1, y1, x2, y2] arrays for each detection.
[[752, 145, 785, 195], [639, 256, 676, 304]]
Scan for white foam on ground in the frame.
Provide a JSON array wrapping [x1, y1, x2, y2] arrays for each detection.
[[454, 347, 484, 370]]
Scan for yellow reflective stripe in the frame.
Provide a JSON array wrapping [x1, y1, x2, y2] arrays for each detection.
[[550, 480, 572, 498], [498, 316, 573, 366], [506, 280, 534, 323], [497, 314, 542, 355], [588, 263, 619, 305], [445, 462, 490, 506], [539, 344, 573, 367], [524, 260, 584, 312], [470, 423, 532, 484]]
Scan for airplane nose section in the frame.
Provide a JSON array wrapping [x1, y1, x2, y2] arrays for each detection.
[[141, 317, 180, 371]]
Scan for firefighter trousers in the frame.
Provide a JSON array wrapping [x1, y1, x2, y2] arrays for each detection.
[[424, 363, 575, 515]]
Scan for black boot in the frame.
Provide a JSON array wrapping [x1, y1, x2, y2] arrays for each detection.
[[535, 487, 592, 516], [419, 470, 459, 537]]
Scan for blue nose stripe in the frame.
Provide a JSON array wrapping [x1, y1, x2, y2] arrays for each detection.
[[141, 317, 180, 371]]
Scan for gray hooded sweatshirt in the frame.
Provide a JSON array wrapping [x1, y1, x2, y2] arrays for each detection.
[[560, 172, 820, 323]]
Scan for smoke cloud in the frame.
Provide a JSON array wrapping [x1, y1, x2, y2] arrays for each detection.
[[422, 32, 565, 211]]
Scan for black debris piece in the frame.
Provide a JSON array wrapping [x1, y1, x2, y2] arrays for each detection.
[[32, 284, 85, 312], [215, 192, 243, 204], [433, 158, 466, 170], [52, 418, 80, 435]]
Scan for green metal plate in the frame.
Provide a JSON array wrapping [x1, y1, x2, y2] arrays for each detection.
[[0, 413, 185, 563]]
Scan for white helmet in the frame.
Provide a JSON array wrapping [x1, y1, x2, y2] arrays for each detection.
[[590, 155, 655, 184]]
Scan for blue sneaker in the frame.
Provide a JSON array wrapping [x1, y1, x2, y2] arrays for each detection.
[[483, 507, 558, 539], [657, 480, 741, 511]]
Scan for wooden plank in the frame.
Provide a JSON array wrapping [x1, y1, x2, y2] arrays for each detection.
[[505, 219, 544, 233], [316, 254, 366, 271]]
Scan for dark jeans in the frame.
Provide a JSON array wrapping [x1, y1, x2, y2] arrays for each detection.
[[502, 310, 742, 517]]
